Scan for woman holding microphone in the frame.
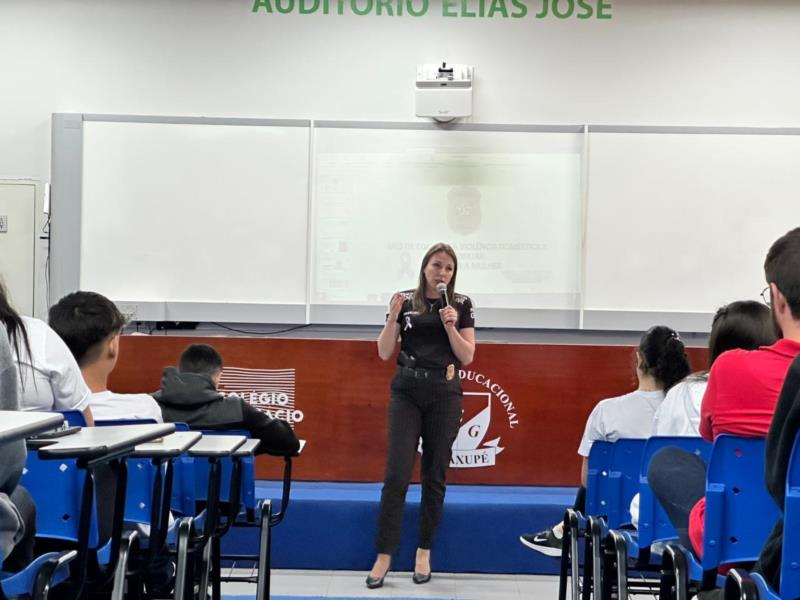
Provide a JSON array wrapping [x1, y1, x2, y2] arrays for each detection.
[[367, 242, 476, 588]]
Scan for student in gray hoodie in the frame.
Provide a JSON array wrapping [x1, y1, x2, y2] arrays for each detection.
[[0, 326, 36, 571], [153, 344, 299, 456]]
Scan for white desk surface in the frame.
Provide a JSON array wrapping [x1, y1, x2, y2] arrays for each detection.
[[0, 411, 64, 444], [37, 424, 176, 459], [187, 435, 246, 457], [133, 431, 202, 458]]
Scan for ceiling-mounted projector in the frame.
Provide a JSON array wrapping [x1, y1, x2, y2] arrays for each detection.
[[416, 62, 473, 122]]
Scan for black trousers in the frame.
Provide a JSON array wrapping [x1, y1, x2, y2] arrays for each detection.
[[374, 371, 463, 554], [647, 446, 707, 551]]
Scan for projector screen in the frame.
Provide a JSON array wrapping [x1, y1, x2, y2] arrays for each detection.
[[312, 128, 583, 311]]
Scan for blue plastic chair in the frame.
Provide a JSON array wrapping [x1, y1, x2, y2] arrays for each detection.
[[559, 439, 646, 600], [0, 548, 76, 599], [605, 437, 712, 600], [59, 410, 87, 427], [194, 430, 255, 513], [725, 432, 800, 600], [21, 450, 116, 600], [559, 441, 614, 600], [585, 441, 615, 516], [662, 436, 781, 599], [605, 439, 647, 528]]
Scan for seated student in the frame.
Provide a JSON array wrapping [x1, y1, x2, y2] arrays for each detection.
[[628, 301, 776, 527], [520, 325, 690, 556], [0, 326, 36, 572], [0, 281, 94, 425], [751, 353, 800, 595], [648, 226, 800, 559], [48, 291, 163, 422], [651, 301, 776, 437], [154, 344, 300, 456]]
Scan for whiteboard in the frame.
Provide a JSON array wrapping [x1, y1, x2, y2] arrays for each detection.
[[312, 127, 582, 312], [584, 132, 800, 327], [80, 121, 309, 319], [56, 114, 800, 331]]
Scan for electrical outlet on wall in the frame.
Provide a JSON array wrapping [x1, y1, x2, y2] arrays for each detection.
[[0, 215, 8, 233]]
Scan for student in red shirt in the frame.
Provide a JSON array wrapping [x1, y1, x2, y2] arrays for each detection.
[[648, 226, 800, 557]]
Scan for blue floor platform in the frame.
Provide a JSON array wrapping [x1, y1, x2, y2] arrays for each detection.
[[221, 482, 576, 575]]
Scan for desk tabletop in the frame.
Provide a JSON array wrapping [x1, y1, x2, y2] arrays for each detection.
[[0, 411, 64, 444], [187, 435, 246, 457], [233, 438, 261, 457], [133, 431, 202, 458], [37, 423, 176, 460]]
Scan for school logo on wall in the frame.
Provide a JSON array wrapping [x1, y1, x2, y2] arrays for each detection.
[[418, 370, 519, 468], [218, 367, 304, 428]]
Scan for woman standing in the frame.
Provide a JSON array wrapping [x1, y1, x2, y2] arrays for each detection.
[[367, 243, 476, 588]]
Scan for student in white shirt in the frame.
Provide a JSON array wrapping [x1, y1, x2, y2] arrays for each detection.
[[48, 291, 163, 423], [520, 325, 691, 556], [0, 282, 94, 424], [651, 300, 777, 437]]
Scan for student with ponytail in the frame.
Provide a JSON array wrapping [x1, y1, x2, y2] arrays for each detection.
[[520, 325, 690, 556]]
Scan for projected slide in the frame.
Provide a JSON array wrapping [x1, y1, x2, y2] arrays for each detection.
[[313, 128, 582, 310]]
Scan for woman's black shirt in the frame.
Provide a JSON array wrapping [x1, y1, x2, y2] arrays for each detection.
[[393, 290, 475, 369]]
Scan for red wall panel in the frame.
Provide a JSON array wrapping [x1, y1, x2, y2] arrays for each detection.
[[110, 336, 707, 485]]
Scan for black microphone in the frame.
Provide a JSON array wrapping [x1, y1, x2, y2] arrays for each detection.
[[436, 282, 449, 307]]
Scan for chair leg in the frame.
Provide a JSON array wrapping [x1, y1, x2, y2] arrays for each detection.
[[32, 551, 78, 600], [558, 511, 571, 600], [211, 537, 221, 600], [197, 540, 212, 600], [591, 519, 605, 600], [173, 517, 192, 600], [609, 532, 629, 600], [569, 511, 582, 600], [111, 531, 139, 600], [660, 544, 688, 600], [255, 499, 272, 600], [723, 569, 758, 600], [581, 523, 594, 600]]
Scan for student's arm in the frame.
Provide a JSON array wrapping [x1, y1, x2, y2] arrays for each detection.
[[82, 405, 95, 426], [580, 456, 589, 487]]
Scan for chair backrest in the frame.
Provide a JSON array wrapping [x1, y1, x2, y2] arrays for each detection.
[[606, 439, 647, 527], [781, 432, 800, 600], [193, 429, 256, 511], [702, 435, 780, 568], [22, 452, 100, 547], [60, 410, 87, 427], [638, 437, 712, 546], [585, 441, 615, 516], [94, 419, 162, 524]]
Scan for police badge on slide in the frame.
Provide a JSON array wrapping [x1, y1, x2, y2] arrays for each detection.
[[447, 186, 481, 235]]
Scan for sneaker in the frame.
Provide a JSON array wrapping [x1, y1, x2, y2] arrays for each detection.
[[519, 528, 563, 557]]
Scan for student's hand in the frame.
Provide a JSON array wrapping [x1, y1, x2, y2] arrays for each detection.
[[439, 305, 457, 328], [387, 293, 404, 321]]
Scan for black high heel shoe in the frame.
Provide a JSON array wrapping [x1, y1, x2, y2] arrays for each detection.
[[412, 571, 432, 584], [365, 568, 389, 589]]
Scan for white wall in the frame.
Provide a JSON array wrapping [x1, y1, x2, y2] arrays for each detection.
[[2, 0, 800, 182]]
